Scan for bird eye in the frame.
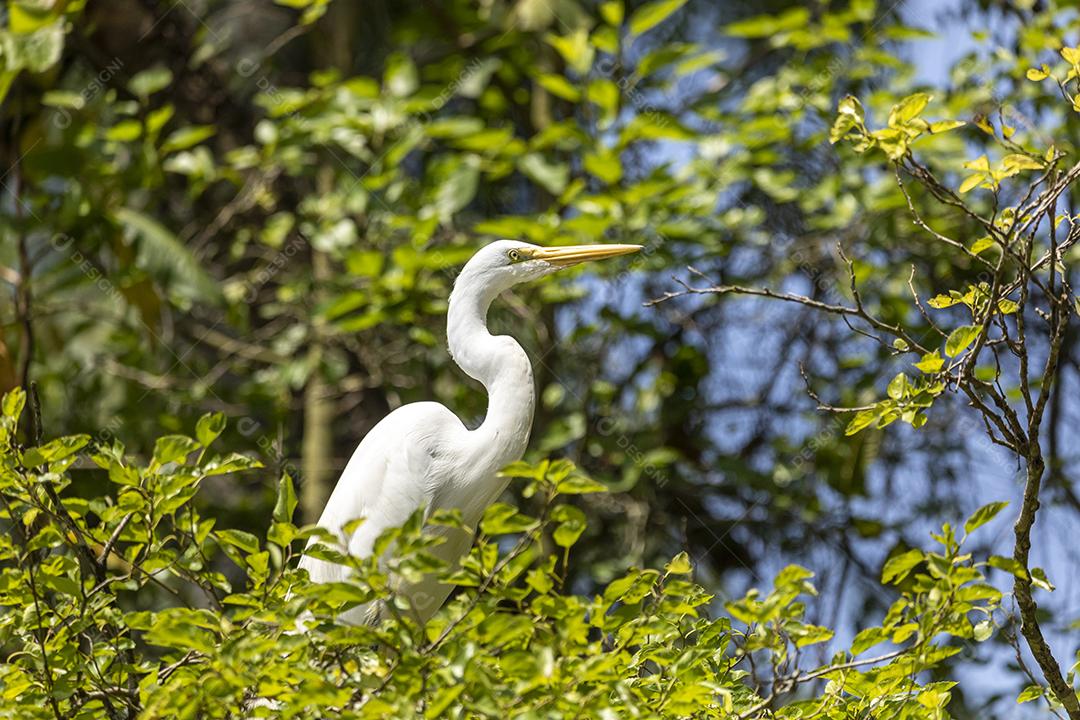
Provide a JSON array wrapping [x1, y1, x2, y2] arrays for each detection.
[[507, 249, 521, 262]]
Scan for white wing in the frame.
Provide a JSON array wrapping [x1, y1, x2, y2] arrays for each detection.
[[297, 402, 466, 587]]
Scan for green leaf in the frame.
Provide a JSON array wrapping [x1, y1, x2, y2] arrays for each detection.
[[959, 173, 984, 194], [915, 351, 945, 374], [726, 8, 809, 38], [195, 412, 225, 447], [498, 461, 543, 480], [964, 501, 1008, 535], [888, 92, 931, 126], [929, 119, 966, 133], [161, 125, 216, 154], [789, 622, 834, 647], [845, 408, 878, 436], [432, 155, 479, 221], [882, 548, 923, 584], [665, 551, 692, 575], [988, 555, 1029, 581], [129, 66, 173, 98], [535, 73, 581, 102], [970, 236, 995, 255], [600, 0, 624, 25], [217, 529, 260, 555], [2, 387, 26, 420], [555, 473, 607, 495], [628, 0, 687, 36], [544, 29, 594, 75], [997, 298, 1019, 314], [517, 153, 569, 195], [973, 618, 994, 642], [201, 452, 262, 476], [945, 325, 980, 357], [851, 626, 887, 655], [886, 373, 908, 400], [22, 435, 91, 468], [6, 21, 64, 73], [927, 294, 958, 309], [1030, 567, 1055, 592], [480, 503, 537, 535], [273, 474, 298, 524], [830, 95, 865, 144], [113, 207, 223, 305], [551, 504, 586, 548], [1017, 685, 1044, 703], [105, 120, 142, 142], [583, 149, 622, 184], [1002, 153, 1044, 172], [384, 52, 418, 96], [152, 435, 200, 466]]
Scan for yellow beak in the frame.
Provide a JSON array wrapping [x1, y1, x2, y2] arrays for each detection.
[[525, 243, 642, 267]]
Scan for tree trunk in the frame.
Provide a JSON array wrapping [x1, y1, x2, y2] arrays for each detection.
[[1013, 451, 1080, 719], [301, 248, 333, 523]]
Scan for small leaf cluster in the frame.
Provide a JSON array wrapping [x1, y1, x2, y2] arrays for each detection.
[[829, 93, 965, 160]]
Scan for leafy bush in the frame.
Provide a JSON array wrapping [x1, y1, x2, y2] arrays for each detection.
[[0, 389, 1016, 718]]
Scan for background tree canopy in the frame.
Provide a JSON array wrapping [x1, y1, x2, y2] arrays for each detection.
[[2, 0, 1080, 717]]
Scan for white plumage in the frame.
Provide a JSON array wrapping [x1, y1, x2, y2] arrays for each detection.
[[298, 240, 640, 624]]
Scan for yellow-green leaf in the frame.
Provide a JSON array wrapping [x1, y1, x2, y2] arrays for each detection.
[[915, 351, 945, 374], [665, 551, 692, 575], [629, 0, 687, 36], [945, 325, 980, 357]]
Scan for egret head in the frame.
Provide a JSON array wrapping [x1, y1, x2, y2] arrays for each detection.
[[459, 240, 642, 297]]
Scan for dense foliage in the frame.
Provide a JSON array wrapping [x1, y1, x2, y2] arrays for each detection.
[[0, 391, 1015, 717], [3, 0, 1080, 716]]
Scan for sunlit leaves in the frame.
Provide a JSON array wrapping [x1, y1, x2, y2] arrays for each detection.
[[1030, 567, 1055, 592], [960, 153, 1044, 193], [544, 29, 594, 75], [829, 95, 865, 144], [21, 434, 90, 469], [882, 548, 924, 585], [599, 0, 623, 26], [1017, 685, 1045, 703], [831, 92, 964, 159], [1061, 46, 1080, 72], [988, 555, 1029, 581], [480, 502, 537, 535], [665, 551, 692, 575], [0, 18, 65, 104], [0, 406, 1017, 718], [628, 0, 687, 37], [195, 411, 226, 447], [535, 73, 581, 102], [725, 7, 810, 39], [964, 501, 1008, 535], [844, 373, 943, 436], [914, 351, 944, 374], [152, 434, 200, 466], [217, 529, 260, 555], [887, 92, 930, 127], [551, 504, 586, 547]]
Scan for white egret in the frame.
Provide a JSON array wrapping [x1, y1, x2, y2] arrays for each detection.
[[298, 240, 641, 624]]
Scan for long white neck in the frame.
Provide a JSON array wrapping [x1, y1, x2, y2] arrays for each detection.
[[446, 272, 535, 472]]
